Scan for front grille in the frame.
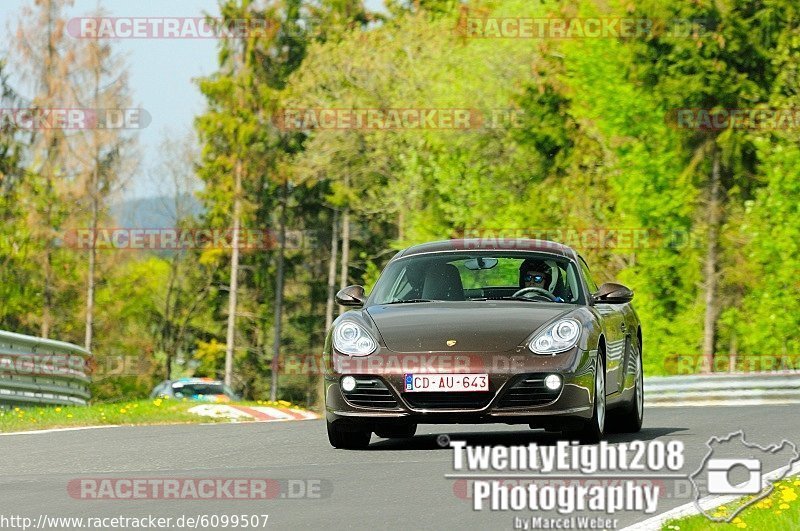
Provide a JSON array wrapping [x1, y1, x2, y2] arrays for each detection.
[[497, 374, 561, 408], [403, 392, 494, 410], [342, 377, 399, 409]]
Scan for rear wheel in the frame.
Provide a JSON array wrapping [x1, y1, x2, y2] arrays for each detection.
[[567, 353, 605, 444], [374, 424, 417, 439], [327, 420, 371, 450]]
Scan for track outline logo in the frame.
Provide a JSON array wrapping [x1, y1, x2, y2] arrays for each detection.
[[689, 430, 800, 522]]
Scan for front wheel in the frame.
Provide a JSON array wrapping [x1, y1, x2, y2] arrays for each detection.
[[608, 347, 643, 433], [567, 353, 605, 444], [327, 420, 371, 450]]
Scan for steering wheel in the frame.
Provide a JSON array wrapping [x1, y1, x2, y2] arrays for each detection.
[[512, 286, 558, 302]]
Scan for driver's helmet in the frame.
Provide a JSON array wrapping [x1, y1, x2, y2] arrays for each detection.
[[519, 259, 553, 289]]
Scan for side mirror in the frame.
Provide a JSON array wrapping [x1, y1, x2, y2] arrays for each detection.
[[335, 285, 366, 307], [593, 282, 634, 304]]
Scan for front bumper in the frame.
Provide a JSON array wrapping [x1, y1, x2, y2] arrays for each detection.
[[324, 347, 596, 428]]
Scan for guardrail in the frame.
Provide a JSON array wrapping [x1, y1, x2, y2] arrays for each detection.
[[0, 330, 91, 407], [645, 372, 800, 405]]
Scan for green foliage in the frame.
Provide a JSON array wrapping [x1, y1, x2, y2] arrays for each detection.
[[2, 0, 799, 410]]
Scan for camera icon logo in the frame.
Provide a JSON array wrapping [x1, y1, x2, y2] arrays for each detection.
[[706, 458, 761, 494]]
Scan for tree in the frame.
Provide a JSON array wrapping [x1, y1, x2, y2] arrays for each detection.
[[13, 0, 76, 338], [631, 0, 792, 370], [196, 0, 308, 397], [69, 6, 136, 350]]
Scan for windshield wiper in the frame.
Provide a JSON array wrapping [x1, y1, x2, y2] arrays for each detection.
[[385, 298, 436, 304], [497, 296, 551, 303]]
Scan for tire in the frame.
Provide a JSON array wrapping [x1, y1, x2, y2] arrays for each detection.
[[567, 352, 606, 444], [608, 346, 644, 433], [375, 424, 417, 439], [327, 420, 371, 450]]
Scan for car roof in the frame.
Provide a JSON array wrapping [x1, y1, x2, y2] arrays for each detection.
[[391, 239, 576, 261], [172, 378, 224, 385]]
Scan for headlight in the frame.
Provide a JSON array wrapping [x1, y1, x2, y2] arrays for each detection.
[[529, 318, 581, 355], [333, 321, 378, 356]]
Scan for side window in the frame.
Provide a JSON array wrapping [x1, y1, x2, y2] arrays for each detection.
[[579, 257, 599, 293], [563, 263, 581, 303], [388, 265, 414, 301]]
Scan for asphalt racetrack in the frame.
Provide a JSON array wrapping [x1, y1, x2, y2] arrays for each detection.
[[1, 404, 797, 530]]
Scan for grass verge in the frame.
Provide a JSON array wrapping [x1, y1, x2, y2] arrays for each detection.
[[0, 399, 305, 433], [662, 476, 800, 530]]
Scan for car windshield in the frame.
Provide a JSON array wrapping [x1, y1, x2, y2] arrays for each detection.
[[369, 252, 584, 305], [172, 383, 229, 397]]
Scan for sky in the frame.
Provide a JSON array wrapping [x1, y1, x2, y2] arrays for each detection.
[[0, 0, 384, 199]]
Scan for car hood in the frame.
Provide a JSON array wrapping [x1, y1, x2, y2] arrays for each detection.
[[366, 301, 576, 353]]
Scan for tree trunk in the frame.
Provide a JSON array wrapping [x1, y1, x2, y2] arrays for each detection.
[[728, 327, 738, 373], [339, 209, 350, 291], [270, 181, 288, 401], [42, 245, 52, 339], [40, 0, 57, 340], [325, 210, 339, 332], [702, 148, 721, 373], [161, 252, 181, 380], [224, 158, 243, 387], [398, 209, 405, 242], [84, 52, 102, 352], [84, 194, 98, 350]]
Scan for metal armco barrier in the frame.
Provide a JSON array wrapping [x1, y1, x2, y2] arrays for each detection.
[[0, 330, 91, 407], [645, 372, 800, 404]]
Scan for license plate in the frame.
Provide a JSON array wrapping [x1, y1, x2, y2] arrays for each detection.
[[404, 373, 489, 392]]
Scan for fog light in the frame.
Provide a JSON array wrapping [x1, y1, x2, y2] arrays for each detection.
[[544, 374, 562, 390], [341, 376, 357, 392]]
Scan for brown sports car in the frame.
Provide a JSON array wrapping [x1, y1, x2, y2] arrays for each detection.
[[323, 239, 643, 449]]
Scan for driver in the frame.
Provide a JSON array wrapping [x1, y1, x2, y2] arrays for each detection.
[[519, 259, 564, 302]]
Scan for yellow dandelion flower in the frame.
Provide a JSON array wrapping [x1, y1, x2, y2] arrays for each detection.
[[55, 407, 61, 412], [779, 503, 789, 510], [781, 488, 797, 502], [735, 523, 746, 529], [66, 414, 73, 418], [119, 409, 127, 414]]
